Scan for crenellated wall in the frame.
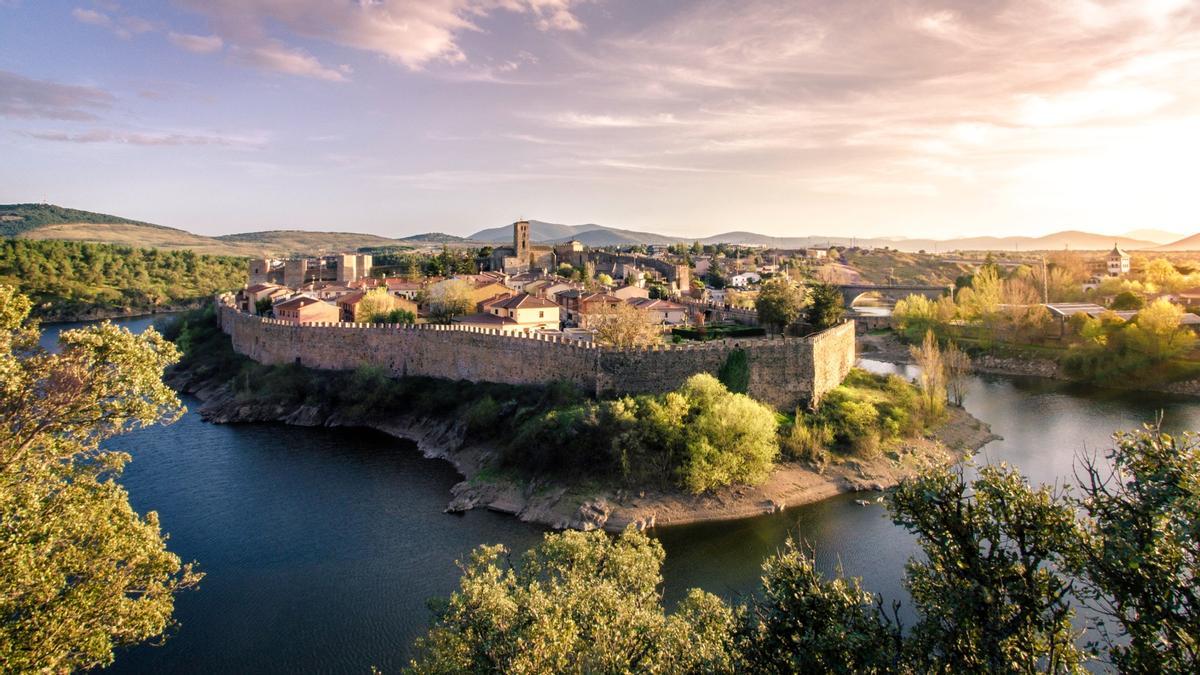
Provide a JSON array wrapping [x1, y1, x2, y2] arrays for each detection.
[[216, 296, 855, 408]]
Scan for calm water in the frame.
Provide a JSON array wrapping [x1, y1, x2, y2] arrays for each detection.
[[43, 318, 1200, 673]]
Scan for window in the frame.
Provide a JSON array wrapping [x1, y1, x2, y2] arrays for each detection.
[[539, 311, 544, 318]]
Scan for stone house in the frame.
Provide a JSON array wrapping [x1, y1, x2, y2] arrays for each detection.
[[1107, 245, 1131, 277], [241, 283, 288, 313], [274, 296, 340, 325], [629, 297, 690, 325], [729, 272, 762, 288], [611, 285, 650, 300]]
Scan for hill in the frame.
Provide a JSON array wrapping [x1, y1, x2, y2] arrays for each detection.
[[0, 203, 168, 236], [470, 219, 1159, 251], [1, 204, 438, 257], [1155, 232, 1200, 251], [215, 230, 402, 256], [1123, 228, 1183, 245]]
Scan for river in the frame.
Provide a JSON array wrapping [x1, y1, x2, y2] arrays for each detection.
[[40, 317, 1200, 673]]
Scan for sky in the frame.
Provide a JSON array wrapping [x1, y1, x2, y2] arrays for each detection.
[[1, 0, 1199, 240]]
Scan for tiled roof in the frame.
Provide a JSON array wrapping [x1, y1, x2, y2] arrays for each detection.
[[275, 296, 329, 310], [453, 312, 517, 326], [491, 293, 558, 310]]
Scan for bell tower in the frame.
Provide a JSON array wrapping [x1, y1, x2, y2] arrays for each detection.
[[513, 220, 530, 261]]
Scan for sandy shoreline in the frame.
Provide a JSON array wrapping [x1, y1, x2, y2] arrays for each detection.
[[170, 363, 1001, 532]]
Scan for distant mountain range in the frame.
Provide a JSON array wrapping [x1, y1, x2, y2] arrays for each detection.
[[469, 220, 1184, 252], [2, 203, 1197, 255]]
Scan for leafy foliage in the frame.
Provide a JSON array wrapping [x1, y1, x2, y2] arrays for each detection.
[[1075, 426, 1200, 672], [754, 277, 805, 331], [409, 528, 735, 674], [0, 239, 244, 320], [805, 281, 846, 330], [0, 286, 201, 672], [717, 348, 750, 393], [736, 539, 902, 674]]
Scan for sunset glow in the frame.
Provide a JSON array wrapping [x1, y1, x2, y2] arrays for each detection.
[[2, 0, 1198, 238]]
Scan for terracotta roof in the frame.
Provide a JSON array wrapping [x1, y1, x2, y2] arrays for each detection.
[[245, 283, 279, 293], [275, 296, 330, 311], [490, 293, 559, 310], [629, 298, 686, 311], [453, 312, 518, 326]]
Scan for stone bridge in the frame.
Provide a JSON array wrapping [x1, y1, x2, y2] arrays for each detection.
[[836, 283, 950, 307]]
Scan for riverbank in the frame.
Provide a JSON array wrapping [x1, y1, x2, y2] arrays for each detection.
[[167, 359, 1000, 533], [859, 332, 1200, 397], [37, 301, 204, 324]]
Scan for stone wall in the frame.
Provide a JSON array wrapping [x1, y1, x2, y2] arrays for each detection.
[[217, 297, 855, 409]]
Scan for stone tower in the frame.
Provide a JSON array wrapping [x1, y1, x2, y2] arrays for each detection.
[[514, 220, 530, 262]]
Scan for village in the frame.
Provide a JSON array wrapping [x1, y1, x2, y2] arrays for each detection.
[[234, 219, 836, 341]]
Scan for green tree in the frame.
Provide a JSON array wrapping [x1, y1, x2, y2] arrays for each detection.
[[426, 278, 474, 323], [409, 528, 735, 674], [805, 281, 846, 330], [717, 348, 749, 394], [1074, 426, 1200, 672], [755, 277, 804, 332], [0, 285, 201, 672], [254, 296, 273, 316], [676, 373, 779, 493], [1125, 298, 1196, 361], [889, 464, 1086, 674], [1109, 291, 1144, 311], [737, 539, 901, 673]]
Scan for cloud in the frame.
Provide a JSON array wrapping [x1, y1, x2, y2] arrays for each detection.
[[25, 128, 266, 147], [174, 0, 589, 78], [168, 31, 224, 54], [230, 42, 350, 82], [71, 5, 154, 39], [0, 70, 114, 120]]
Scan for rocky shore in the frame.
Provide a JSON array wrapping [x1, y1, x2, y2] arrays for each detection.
[[167, 364, 1000, 533]]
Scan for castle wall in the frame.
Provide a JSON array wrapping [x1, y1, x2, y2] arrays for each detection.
[[216, 296, 854, 409]]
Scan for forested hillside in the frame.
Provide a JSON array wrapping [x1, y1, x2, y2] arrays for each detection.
[[0, 203, 166, 236], [0, 239, 245, 320]]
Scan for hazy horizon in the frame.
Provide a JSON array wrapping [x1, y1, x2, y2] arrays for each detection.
[[3, 1, 1198, 240]]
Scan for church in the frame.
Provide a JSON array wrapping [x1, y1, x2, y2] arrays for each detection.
[[485, 220, 555, 274]]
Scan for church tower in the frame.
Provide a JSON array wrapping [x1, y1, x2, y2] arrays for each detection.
[[513, 220, 530, 261]]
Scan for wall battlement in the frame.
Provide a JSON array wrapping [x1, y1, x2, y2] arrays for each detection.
[[215, 296, 855, 408]]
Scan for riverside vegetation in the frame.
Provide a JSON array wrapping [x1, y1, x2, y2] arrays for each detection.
[[411, 425, 1199, 673], [0, 285, 200, 671], [892, 262, 1200, 388], [166, 306, 947, 496], [0, 239, 245, 321]]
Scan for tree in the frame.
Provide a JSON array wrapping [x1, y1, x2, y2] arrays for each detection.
[[1074, 426, 1200, 673], [596, 273, 614, 287], [676, 373, 779, 493], [755, 277, 804, 332], [1110, 291, 1144, 311], [942, 340, 972, 406], [889, 464, 1087, 673], [409, 528, 735, 674], [353, 287, 400, 322], [254, 297, 273, 316], [1125, 298, 1196, 361], [909, 330, 946, 424], [426, 278, 474, 323], [0, 285, 201, 672], [737, 538, 901, 673], [592, 301, 661, 348], [805, 281, 845, 330]]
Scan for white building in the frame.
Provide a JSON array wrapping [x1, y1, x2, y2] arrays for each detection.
[[1107, 245, 1130, 277], [729, 272, 762, 288]]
